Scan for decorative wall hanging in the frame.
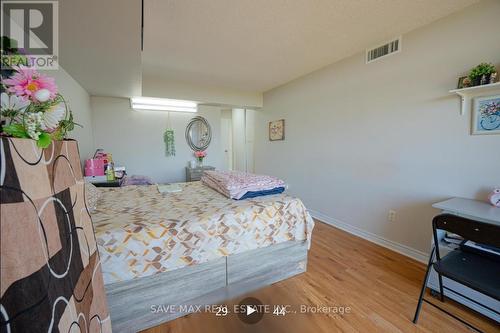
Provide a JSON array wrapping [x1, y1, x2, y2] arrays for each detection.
[[472, 95, 500, 135], [0, 138, 112, 332], [269, 119, 285, 141], [163, 112, 175, 156]]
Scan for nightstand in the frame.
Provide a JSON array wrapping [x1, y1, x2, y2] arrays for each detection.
[[185, 166, 215, 182]]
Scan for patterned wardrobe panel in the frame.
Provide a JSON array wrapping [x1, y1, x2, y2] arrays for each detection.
[[0, 138, 112, 332]]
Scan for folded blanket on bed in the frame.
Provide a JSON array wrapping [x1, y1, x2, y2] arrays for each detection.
[[202, 170, 286, 199]]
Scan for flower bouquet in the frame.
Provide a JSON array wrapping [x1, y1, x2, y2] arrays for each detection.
[[194, 150, 207, 167], [1, 66, 79, 148]]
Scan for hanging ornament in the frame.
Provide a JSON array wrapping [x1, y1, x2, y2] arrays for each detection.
[[163, 112, 175, 157]]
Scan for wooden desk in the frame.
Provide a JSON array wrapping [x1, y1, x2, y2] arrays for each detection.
[[429, 197, 500, 321]]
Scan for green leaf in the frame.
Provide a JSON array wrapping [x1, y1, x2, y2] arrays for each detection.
[[2, 124, 29, 138], [51, 128, 64, 141], [37, 132, 52, 148]]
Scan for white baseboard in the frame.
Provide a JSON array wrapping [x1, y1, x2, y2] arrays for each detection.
[[309, 210, 429, 263]]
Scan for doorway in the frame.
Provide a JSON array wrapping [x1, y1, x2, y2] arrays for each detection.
[[220, 108, 255, 172], [220, 109, 233, 170]]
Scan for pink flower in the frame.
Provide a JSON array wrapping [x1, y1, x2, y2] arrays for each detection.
[[3, 66, 57, 101], [194, 151, 207, 158]]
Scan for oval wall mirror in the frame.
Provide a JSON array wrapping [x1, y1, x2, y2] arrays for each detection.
[[185, 116, 212, 151]]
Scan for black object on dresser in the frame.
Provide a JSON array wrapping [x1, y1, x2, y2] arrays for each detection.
[[92, 180, 122, 187]]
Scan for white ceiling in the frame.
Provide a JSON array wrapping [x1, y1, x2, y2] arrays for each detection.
[[58, 0, 142, 97], [59, 0, 478, 98], [142, 0, 478, 93]]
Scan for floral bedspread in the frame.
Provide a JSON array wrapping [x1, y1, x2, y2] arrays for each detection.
[[92, 182, 314, 285]]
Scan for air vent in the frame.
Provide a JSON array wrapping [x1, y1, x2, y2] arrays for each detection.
[[366, 37, 401, 63]]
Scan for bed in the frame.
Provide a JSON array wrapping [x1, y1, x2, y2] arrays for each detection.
[[91, 181, 314, 332]]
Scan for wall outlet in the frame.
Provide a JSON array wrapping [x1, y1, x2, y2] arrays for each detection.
[[388, 210, 397, 222]]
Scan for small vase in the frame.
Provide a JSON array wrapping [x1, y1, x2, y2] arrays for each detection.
[[197, 159, 203, 168]]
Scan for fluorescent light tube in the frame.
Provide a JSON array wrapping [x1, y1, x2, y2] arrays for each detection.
[[130, 97, 197, 112], [132, 104, 198, 112]]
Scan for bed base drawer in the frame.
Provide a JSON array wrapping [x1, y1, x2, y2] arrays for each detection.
[[227, 240, 308, 285], [105, 257, 226, 333], [105, 240, 308, 332]]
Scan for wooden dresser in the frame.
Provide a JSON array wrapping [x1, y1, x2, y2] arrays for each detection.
[[185, 166, 215, 182]]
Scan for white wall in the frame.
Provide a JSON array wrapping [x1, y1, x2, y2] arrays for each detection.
[[254, 0, 500, 255], [43, 67, 94, 161], [91, 97, 225, 183]]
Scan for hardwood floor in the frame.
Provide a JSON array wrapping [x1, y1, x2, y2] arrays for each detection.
[[142, 221, 498, 333]]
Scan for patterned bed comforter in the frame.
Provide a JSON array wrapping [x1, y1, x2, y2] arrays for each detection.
[[92, 182, 314, 285]]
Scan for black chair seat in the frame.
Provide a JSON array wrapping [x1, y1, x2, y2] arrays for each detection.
[[433, 250, 500, 301]]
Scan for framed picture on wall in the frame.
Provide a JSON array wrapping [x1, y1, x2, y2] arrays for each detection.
[[472, 95, 500, 135], [269, 119, 285, 141]]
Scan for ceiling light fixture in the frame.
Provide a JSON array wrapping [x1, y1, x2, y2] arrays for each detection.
[[130, 97, 198, 112]]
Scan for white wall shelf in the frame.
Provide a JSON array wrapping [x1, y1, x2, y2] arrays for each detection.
[[450, 82, 500, 115]]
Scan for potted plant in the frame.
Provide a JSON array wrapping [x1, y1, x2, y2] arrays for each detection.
[[1, 65, 79, 148], [468, 62, 496, 86]]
